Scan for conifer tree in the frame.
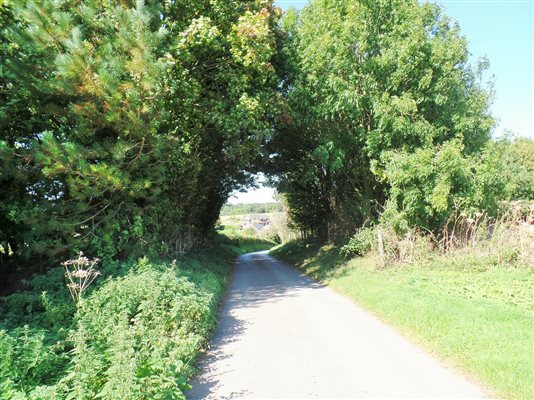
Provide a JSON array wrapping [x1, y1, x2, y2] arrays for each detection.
[[1, 0, 282, 263]]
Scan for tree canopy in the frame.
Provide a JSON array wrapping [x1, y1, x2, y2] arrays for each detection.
[[266, 0, 507, 238], [1, 0, 531, 269], [1, 0, 282, 264]]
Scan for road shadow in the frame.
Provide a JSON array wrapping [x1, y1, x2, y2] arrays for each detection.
[[228, 251, 326, 310], [187, 311, 250, 400], [186, 251, 325, 399]]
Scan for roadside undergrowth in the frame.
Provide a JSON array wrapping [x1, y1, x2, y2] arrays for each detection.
[[0, 236, 250, 399]]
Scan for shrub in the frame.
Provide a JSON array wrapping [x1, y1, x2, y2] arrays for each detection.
[[342, 223, 435, 266], [60, 257, 216, 399], [491, 138, 534, 200], [341, 227, 376, 257], [0, 326, 67, 400], [0, 248, 232, 399], [381, 140, 505, 235]]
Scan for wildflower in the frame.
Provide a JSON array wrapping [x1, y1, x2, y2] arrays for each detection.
[[63, 252, 101, 303]]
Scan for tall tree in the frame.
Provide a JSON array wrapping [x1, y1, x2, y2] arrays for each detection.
[[268, 0, 494, 237], [1, 0, 282, 265]]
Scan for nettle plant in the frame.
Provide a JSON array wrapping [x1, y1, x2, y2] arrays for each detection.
[[62, 252, 101, 303]]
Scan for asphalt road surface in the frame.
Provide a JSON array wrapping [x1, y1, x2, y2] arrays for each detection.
[[187, 251, 485, 399]]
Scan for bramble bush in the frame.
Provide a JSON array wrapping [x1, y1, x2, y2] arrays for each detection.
[[62, 258, 214, 399]]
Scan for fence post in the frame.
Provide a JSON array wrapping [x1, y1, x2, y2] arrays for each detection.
[[377, 229, 385, 267]]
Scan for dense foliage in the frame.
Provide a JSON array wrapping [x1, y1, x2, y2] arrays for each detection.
[[2, 0, 531, 268], [1, 0, 282, 268], [490, 137, 534, 201], [267, 0, 519, 238], [0, 243, 236, 399], [0, 2, 283, 396]]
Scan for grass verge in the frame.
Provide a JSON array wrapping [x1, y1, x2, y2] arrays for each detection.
[[271, 240, 534, 400]]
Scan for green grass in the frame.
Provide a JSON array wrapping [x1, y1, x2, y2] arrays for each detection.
[[271, 240, 534, 400], [217, 233, 275, 255]]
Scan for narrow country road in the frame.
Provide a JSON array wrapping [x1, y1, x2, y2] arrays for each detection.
[[187, 251, 485, 399]]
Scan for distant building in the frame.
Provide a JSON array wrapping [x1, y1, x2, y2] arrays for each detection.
[[240, 214, 271, 232]]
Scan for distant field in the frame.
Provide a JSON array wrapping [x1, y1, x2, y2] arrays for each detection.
[[219, 212, 283, 237], [220, 202, 283, 216], [220, 212, 282, 224]]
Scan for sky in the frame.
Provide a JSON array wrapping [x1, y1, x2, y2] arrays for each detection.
[[227, 173, 278, 204], [229, 0, 534, 204]]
